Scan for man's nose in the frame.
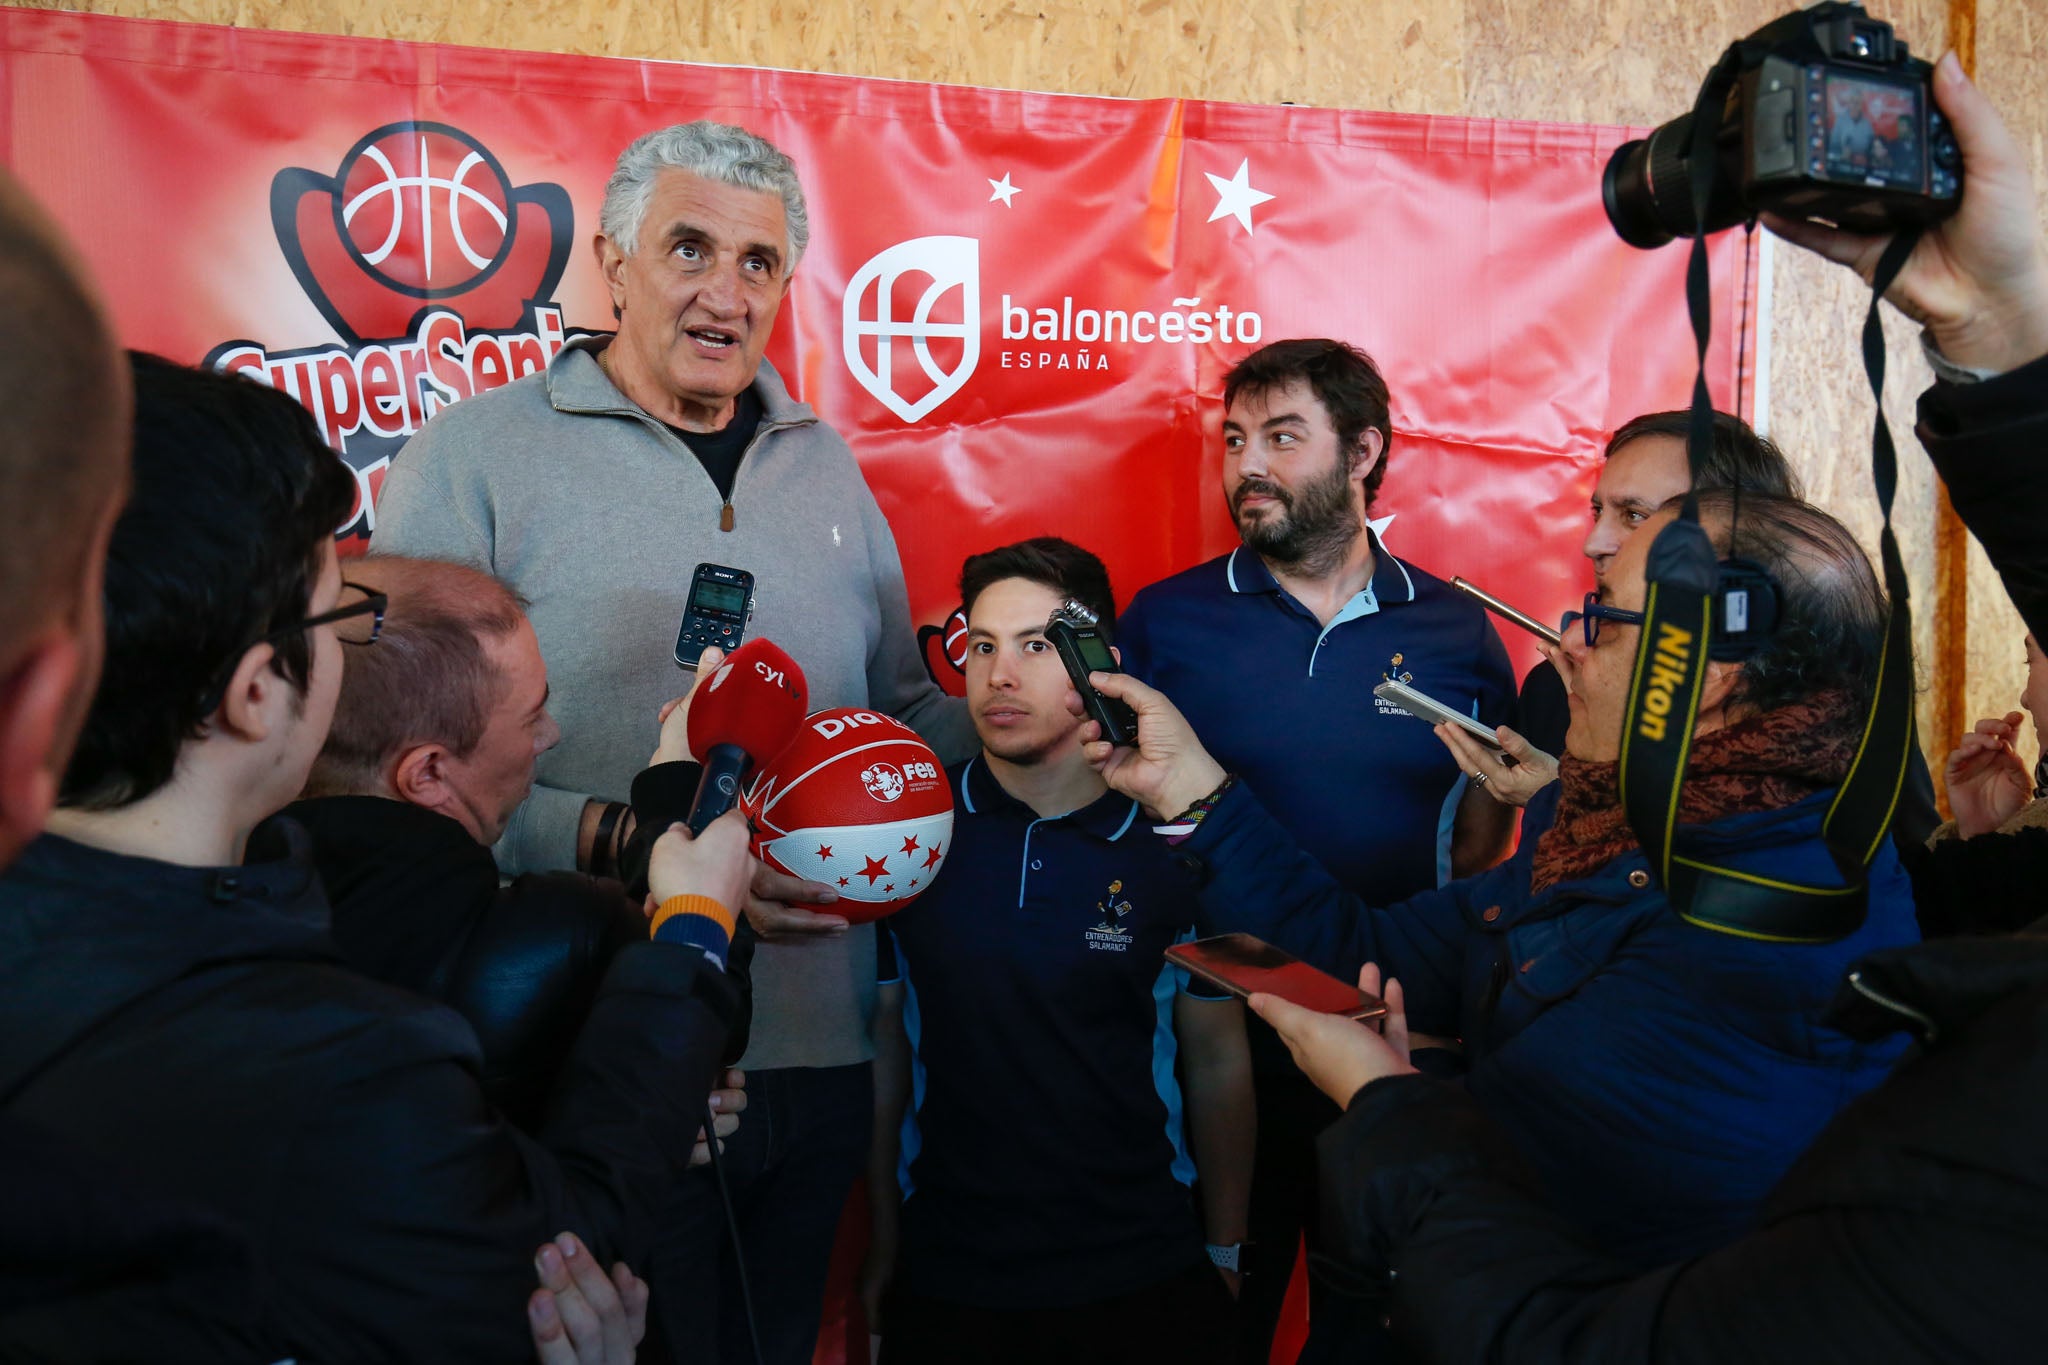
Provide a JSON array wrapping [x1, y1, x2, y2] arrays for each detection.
[[698, 259, 745, 316], [1583, 521, 1619, 571]]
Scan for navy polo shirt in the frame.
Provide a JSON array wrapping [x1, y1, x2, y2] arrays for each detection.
[[878, 756, 1224, 1308], [1118, 532, 1515, 904]]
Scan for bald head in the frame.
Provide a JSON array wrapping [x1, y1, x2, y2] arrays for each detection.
[[0, 169, 129, 867]]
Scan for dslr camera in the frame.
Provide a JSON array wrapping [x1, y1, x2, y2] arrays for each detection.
[[1603, 2, 1960, 248]]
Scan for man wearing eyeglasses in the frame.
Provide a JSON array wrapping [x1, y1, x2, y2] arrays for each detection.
[[1434, 410, 1938, 850], [1073, 486, 1921, 1274], [0, 355, 756, 1361]]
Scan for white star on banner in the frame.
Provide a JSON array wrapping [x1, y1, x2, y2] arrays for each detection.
[[988, 173, 1020, 207], [1205, 159, 1275, 234]]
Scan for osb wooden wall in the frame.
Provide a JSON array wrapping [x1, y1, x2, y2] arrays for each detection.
[[29, 0, 2048, 769]]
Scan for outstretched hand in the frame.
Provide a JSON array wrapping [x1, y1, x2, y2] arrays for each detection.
[[1945, 710, 2034, 839], [529, 1233, 647, 1365], [1249, 963, 1417, 1108], [742, 859, 852, 938], [646, 808, 753, 912], [1435, 721, 1558, 808], [651, 645, 724, 766], [1764, 52, 2048, 375], [1070, 672, 1227, 820]]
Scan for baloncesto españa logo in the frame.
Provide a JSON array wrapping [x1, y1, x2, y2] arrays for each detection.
[[204, 122, 578, 538], [841, 233, 1266, 426]]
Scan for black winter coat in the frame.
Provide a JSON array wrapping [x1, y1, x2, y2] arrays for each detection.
[[1316, 934, 2048, 1363], [0, 828, 740, 1363]]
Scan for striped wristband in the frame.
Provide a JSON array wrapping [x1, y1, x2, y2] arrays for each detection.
[[651, 894, 737, 967]]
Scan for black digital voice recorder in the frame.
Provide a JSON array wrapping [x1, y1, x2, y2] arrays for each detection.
[[674, 562, 755, 670], [1045, 598, 1138, 747]]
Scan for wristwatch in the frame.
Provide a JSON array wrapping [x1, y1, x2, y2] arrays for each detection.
[[1206, 1242, 1243, 1273]]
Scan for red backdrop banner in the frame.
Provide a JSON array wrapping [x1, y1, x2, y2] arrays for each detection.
[[0, 8, 1757, 693]]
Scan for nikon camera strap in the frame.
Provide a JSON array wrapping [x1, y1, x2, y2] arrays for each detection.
[[1617, 54, 1920, 943]]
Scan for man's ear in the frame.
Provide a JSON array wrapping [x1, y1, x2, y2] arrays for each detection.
[[593, 232, 627, 314], [1352, 428, 1385, 489], [1699, 660, 1746, 724], [0, 630, 84, 863], [212, 643, 285, 744], [390, 742, 455, 812]]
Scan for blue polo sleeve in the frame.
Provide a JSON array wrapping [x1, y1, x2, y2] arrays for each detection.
[[1180, 780, 1514, 1039]]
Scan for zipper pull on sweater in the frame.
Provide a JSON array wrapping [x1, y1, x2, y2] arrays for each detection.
[[720, 501, 735, 532]]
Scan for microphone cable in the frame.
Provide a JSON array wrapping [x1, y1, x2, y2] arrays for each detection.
[[703, 1096, 766, 1365]]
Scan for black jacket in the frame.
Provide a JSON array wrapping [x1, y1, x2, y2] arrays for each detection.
[[1316, 934, 2048, 1364], [0, 829, 740, 1363], [1903, 824, 2048, 939], [1304, 360, 2048, 1362], [258, 796, 647, 1130], [0, 1113, 259, 1363]]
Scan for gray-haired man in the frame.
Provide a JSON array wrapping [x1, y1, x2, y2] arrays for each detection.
[[376, 119, 972, 1365]]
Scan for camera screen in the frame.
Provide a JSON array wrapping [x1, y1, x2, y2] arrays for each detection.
[[692, 580, 747, 615], [1820, 73, 1922, 190]]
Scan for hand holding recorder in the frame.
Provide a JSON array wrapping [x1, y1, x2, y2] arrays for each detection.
[[1071, 671, 1228, 819]]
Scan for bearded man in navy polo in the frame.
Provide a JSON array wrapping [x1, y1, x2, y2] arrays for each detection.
[[863, 538, 1254, 1365], [1114, 338, 1515, 1362]]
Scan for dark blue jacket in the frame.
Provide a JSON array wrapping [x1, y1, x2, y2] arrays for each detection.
[[1181, 779, 1919, 1264]]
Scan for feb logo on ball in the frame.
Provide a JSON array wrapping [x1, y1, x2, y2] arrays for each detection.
[[744, 707, 954, 924]]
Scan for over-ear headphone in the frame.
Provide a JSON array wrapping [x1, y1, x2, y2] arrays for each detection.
[[1706, 557, 1780, 662]]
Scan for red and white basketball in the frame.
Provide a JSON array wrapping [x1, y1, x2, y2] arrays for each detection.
[[743, 707, 954, 924]]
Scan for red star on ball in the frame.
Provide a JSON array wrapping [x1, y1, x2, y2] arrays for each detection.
[[923, 844, 944, 870], [837, 876, 850, 888], [858, 855, 890, 885], [815, 844, 833, 861], [883, 884, 895, 894], [909, 878, 919, 889], [901, 834, 921, 855]]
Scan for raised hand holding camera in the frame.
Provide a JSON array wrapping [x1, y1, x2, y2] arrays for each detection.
[[1765, 47, 2048, 375]]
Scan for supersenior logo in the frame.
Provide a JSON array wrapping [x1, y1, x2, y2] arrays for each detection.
[[204, 123, 579, 539], [842, 234, 1263, 424]]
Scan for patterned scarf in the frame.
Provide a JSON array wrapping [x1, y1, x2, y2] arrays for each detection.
[[1531, 691, 1860, 894]]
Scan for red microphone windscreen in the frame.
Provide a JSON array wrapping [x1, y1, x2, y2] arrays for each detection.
[[686, 639, 810, 764]]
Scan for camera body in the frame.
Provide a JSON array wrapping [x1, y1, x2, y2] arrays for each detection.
[[1604, 3, 1960, 248]]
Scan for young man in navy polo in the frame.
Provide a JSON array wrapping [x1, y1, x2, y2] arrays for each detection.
[[864, 538, 1253, 1365], [1113, 338, 1515, 1362]]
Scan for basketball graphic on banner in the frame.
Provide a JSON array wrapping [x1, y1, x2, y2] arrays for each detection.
[[336, 124, 514, 294], [743, 707, 954, 924]]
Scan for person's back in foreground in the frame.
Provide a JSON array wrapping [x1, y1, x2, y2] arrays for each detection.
[[0, 355, 751, 1362]]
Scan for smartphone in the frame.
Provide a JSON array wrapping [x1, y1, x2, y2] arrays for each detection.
[[1451, 576, 1564, 648], [674, 563, 755, 671], [1373, 679, 1504, 751], [1165, 933, 1388, 1020], [1044, 600, 1138, 747]]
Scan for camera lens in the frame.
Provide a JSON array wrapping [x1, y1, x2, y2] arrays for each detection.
[[1602, 117, 1693, 249]]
